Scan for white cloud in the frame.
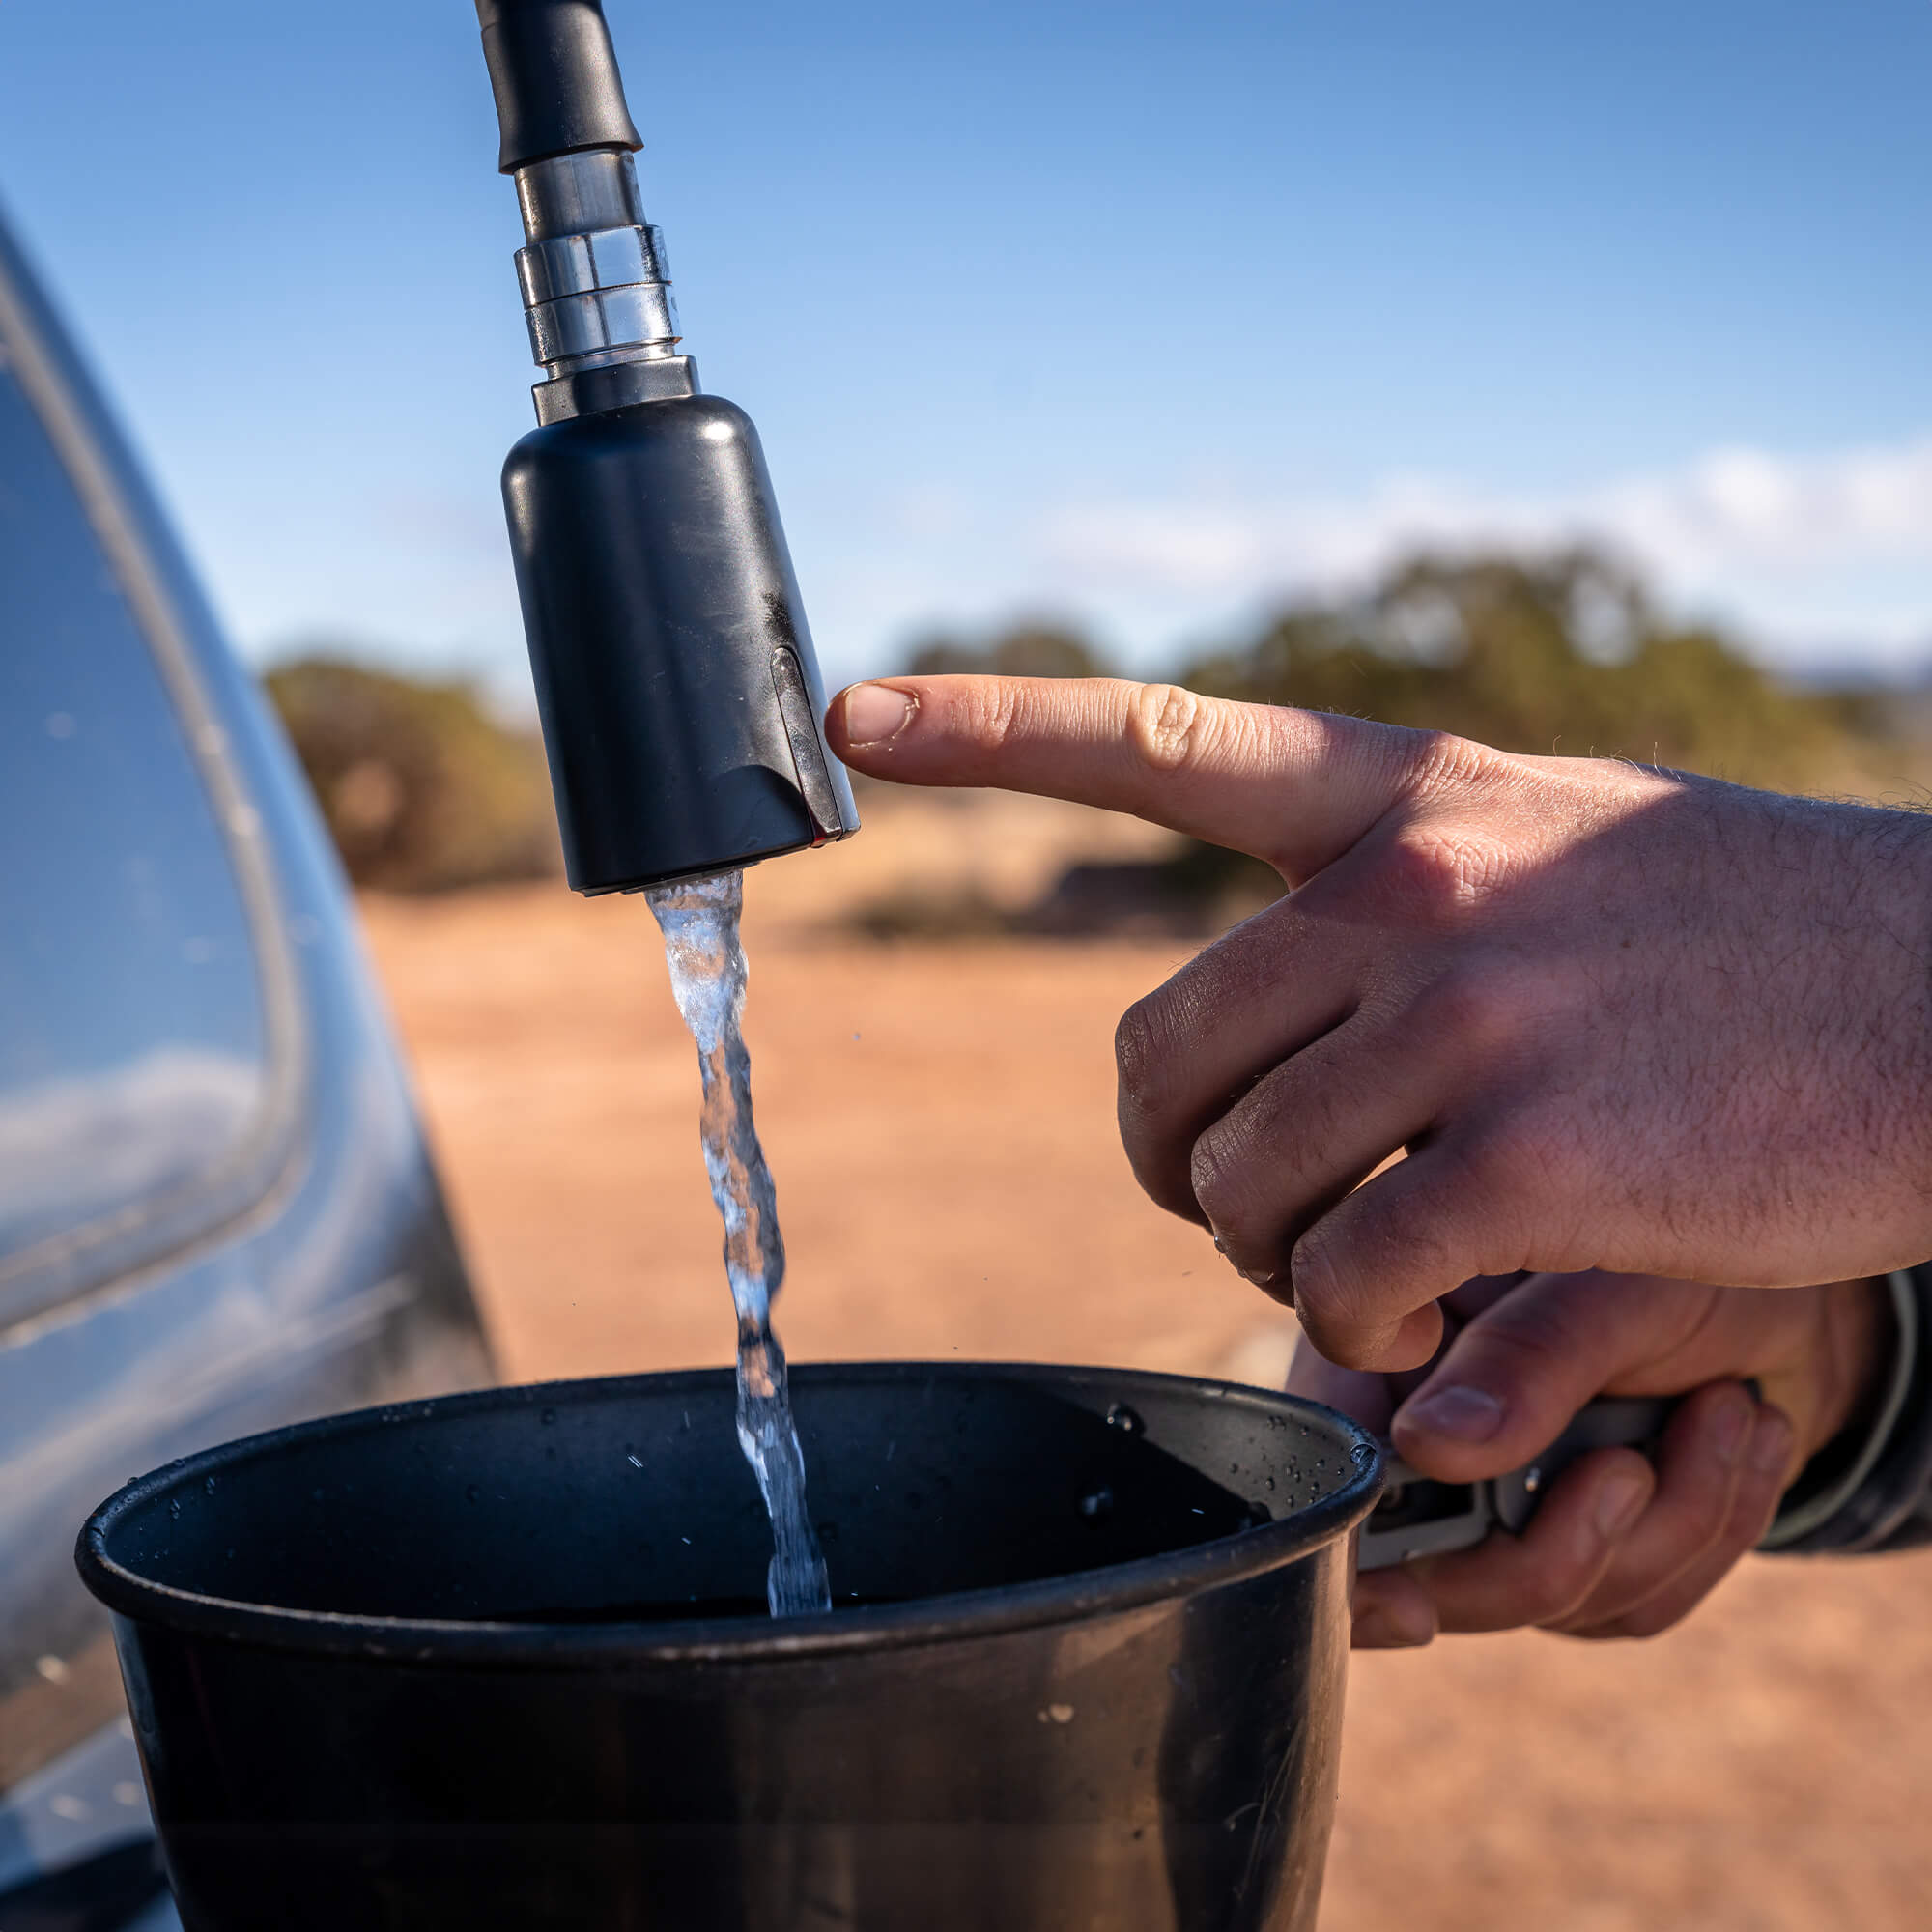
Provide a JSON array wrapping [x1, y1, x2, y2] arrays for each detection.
[[1599, 440, 1932, 575], [1020, 435, 1932, 672]]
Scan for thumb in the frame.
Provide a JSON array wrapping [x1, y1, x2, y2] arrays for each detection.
[[1387, 1271, 1714, 1482], [829, 675, 1439, 881]]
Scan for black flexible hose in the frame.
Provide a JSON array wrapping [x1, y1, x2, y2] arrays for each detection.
[[474, 0, 641, 174]]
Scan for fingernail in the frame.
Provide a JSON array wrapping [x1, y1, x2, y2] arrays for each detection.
[[839, 683, 915, 747], [1750, 1406, 1794, 1478], [1595, 1468, 1650, 1539], [1397, 1385, 1504, 1445], [1712, 1388, 1754, 1465]]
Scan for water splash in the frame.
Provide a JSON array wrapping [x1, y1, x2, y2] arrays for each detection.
[[646, 869, 831, 1617]]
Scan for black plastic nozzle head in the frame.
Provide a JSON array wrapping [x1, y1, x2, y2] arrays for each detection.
[[475, 0, 641, 173], [501, 392, 860, 894]]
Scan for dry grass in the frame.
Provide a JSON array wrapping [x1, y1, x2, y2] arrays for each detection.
[[360, 785, 1932, 1932]]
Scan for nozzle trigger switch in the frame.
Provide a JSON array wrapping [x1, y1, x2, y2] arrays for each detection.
[[770, 646, 842, 845]]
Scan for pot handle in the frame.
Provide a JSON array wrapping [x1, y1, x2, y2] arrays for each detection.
[[1356, 1395, 1681, 1572]]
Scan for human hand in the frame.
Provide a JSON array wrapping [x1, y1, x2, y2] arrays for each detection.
[[1286, 1267, 1890, 1644], [827, 676, 1932, 1369]]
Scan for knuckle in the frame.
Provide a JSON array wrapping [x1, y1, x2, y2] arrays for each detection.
[[1287, 1224, 1351, 1325], [1377, 824, 1518, 924], [1188, 1124, 1262, 1236], [1409, 727, 1504, 801], [1416, 963, 1520, 1060], [1125, 682, 1208, 774], [1293, 1150, 1502, 1359], [1114, 994, 1176, 1124], [1292, 1218, 1428, 1352], [957, 676, 1026, 752]]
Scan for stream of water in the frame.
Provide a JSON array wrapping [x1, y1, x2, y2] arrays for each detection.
[[646, 869, 832, 1618]]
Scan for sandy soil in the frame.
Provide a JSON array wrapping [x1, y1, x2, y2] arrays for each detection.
[[360, 788, 1932, 1932]]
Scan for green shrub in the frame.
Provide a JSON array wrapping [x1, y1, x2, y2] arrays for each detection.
[[1179, 548, 1891, 793], [264, 654, 558, 893]]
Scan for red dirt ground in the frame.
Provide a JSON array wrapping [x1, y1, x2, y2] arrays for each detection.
[[359, 792, 1932, 1931]]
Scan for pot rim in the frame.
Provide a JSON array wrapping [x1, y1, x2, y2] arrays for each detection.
[[77, 1360, 1383, 1668]]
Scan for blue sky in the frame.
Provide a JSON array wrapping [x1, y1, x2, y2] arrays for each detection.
[[2, 0, 1929, 697]]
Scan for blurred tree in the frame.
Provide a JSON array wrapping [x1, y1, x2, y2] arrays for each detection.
[[264, 654, 558, 893], [904, 621, 1112, 680], [1179, 547, 1888, 792]]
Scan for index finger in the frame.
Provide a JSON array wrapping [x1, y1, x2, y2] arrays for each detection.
[[828, 676, 1440, 882]]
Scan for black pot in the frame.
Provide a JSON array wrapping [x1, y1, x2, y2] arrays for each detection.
[[77, 1362, 1381, 1932]]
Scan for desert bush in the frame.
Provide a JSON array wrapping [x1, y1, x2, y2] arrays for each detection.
[[264, 654, 558, 893], [1179, 547, 1890, 793]]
